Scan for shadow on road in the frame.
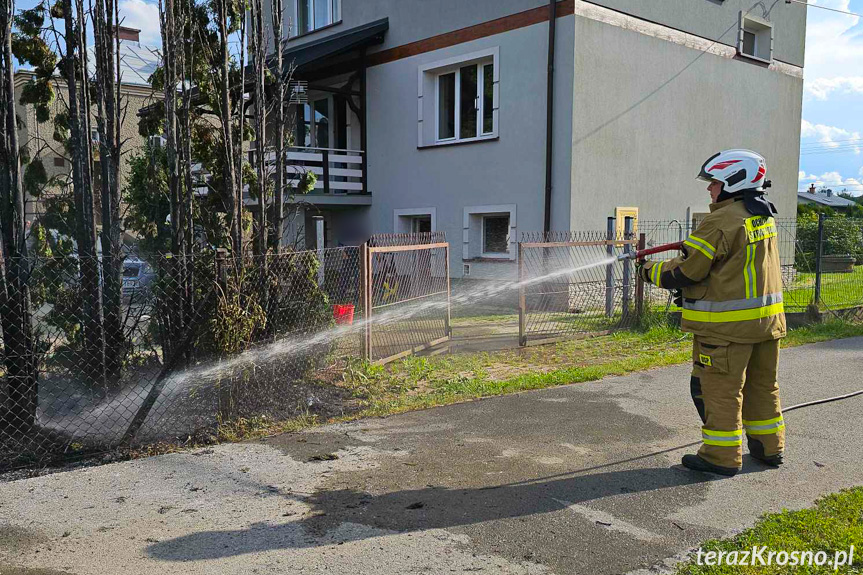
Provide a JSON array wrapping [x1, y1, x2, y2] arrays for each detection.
[[147, 463, 720, 561]]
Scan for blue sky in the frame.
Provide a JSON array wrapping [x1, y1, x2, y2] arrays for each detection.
[[12, 0, 863, 195], [797, 0, 863, 196]]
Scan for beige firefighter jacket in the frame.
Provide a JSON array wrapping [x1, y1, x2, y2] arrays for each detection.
[[641, 197, 786, 343]]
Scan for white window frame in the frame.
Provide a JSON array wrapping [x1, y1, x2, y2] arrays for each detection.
[[292, 0, 341, 37], [434, 62, 495, 144], [418, 47, 499, 148], [737, 11, 773, 64], [463, 203, 516, 261], [393, 207, 437, 234], [481, 214, 511, 258]]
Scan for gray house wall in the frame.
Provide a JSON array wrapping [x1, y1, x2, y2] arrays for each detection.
[[588, 0, 806, 67], [568, 5, 803, 231], [269, 0, 806, 280], [365, 15, 575, 281]]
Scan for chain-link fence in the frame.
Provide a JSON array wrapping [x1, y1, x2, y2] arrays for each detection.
[[0, 232, 459, 470], [0, 247, 368, 470], [518, 230, 639, 344]]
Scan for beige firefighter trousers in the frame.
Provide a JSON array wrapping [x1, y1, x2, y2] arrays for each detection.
[[690, 336, 785, 469]]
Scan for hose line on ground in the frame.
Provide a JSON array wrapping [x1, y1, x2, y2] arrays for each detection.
[[783, 388, 863, 413]]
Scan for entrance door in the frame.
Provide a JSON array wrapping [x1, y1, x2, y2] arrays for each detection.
[[302, 98, 331, 148]]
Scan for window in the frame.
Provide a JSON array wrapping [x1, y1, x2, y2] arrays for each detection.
[[302, 98, 330, 147], [394, 208, 436, 234], [737, 12, 773, 63], [435, 62, 495, 143], [419, 47, 499, 148], [53, 156, 64, 167], [294, 0, 340, 36], [463, 204, 515, 262], [482, 215, 510, 255]]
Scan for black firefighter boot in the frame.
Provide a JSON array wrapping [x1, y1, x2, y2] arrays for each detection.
[[747, 437, 784, 467], [681, 454, 739, 477]]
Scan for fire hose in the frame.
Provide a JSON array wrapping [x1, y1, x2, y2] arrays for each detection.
[[615, 240, 863, 411]]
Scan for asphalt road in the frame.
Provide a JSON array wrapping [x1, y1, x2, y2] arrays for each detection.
[[2, 337, 862, 575]]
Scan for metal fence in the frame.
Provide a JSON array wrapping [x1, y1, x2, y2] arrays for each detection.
[[362, 237, 451, 364], [518, 228, 639, 345], [0, 234, 452, 470]]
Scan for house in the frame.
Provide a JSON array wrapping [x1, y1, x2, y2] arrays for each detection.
[[263, 0, 805, 280], [797, 184, 859, 211], [15, 26, 160, 227]]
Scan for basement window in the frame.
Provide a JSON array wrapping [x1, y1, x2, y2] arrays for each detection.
[[738, 12, 773, 63], [482, 215, 510, 256]]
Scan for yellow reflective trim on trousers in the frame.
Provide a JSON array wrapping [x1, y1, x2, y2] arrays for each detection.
[[703, 428, 742, 437], [684, 239, 715, 260], [743, 416, 784, 426], [703, 438, 743, 446], [682, 302, 784, 323], [747, 424, 785, 436]]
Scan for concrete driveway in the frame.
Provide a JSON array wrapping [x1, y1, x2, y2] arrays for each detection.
[[2, 337, 862, 575]]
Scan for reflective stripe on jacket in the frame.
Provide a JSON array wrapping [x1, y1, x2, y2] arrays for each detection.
[[643, 197, 786, 343]]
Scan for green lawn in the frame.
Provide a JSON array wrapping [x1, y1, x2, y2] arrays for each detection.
[[785, 265, 863, 312], [675, 487, 863, 574]]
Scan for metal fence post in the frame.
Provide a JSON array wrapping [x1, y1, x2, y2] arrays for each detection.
[[359, 242, 371, 361], [635, 232, 646, 321], [622, 217, 633, 321], [313, 215, 325, 287], [814, 212, 825, 307], [214, 248, 228, 291], [518, 241, 527, 346], [605, 217, 615, 318], [445, 244, 452, 338]]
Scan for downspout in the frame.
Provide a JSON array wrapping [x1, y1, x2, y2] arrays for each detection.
[[543, 0, 556, 233]]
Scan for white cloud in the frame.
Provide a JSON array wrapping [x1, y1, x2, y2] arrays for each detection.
[[803, 0, 863, 100], [800, 119, 862, 153], [798, 170, 862, 189], [118, 0, 161, 47], [805, 76, 863, 100]]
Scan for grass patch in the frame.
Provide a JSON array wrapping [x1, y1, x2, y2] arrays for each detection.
[[125, 319, 863, 459], [675, 487, 863, 574], [333, 319, 863, 422]]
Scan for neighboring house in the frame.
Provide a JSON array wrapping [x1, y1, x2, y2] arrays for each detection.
[[797, 185, 859, 211], [15, 26, 160, 228], [260, 0, 805, 280]]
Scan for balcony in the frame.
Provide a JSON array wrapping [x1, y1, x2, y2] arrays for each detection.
[[281, 146, 369, 205], [190, 145, 370, 207]]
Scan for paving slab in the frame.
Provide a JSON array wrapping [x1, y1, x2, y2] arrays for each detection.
[[1, 337, 862, 574]]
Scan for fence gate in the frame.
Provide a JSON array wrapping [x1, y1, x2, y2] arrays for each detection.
[[360, 234, 451, 364], [518, 226, 639, 346]]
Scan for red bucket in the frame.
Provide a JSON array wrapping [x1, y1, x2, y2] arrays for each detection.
[[333, 304, 355, 325]]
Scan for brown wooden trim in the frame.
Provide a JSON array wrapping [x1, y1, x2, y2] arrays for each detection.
[[367, 0, 574, 67]]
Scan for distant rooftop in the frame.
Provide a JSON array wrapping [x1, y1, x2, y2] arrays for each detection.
[[797, 190, 858, 208], [86, 35, 161, 88]]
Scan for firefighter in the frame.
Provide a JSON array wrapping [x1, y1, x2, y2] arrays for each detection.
[[637, 149, 786, 477]]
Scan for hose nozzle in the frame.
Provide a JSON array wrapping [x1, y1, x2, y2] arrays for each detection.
[[617, 241, 684, 262]]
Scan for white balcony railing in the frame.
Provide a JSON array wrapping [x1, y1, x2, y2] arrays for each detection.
[[190, 146, 366, 201]]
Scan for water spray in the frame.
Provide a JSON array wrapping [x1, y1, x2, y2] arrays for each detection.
[[617, 241, 684, 262]]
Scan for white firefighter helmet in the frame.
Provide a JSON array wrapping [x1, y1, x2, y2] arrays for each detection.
[[697, 149, 767, 194]]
